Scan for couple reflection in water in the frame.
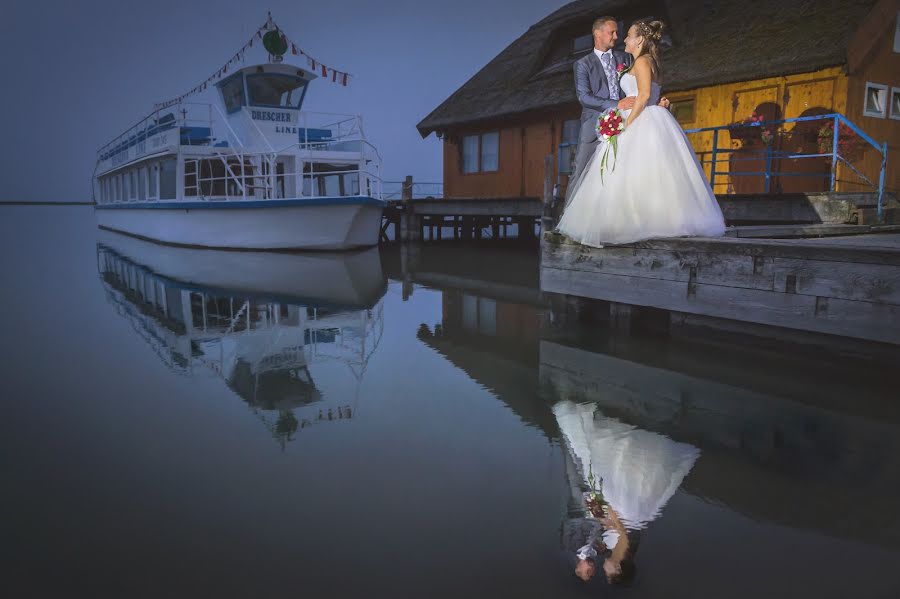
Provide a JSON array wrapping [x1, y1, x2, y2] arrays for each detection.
[[553, 401, 700, 585]]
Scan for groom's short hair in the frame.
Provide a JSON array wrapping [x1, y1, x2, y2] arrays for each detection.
[[592, 16, 616, 31]]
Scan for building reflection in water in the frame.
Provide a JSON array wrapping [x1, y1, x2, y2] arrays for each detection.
[[96, 233, 385, 447], [405, 244, 900, 571]]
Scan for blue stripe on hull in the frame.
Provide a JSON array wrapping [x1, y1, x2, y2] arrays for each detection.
[[95, 196, 386, 210]]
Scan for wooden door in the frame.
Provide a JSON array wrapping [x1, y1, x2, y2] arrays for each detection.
[[522, 123, 554, 198], [728, 85, 781, 194], [780, 77, 839, 193]]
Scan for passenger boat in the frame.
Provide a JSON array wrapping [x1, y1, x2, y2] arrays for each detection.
[[92, 31, 385, 250]]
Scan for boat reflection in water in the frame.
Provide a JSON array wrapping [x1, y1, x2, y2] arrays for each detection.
[[96, 230, 385, 446]]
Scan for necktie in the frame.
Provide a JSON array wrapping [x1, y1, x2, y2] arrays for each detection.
[[601, 53, 619, 101]]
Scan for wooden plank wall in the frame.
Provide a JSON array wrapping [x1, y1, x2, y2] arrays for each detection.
[[845, 7, 900, 194], [666, 67, 849, 195]]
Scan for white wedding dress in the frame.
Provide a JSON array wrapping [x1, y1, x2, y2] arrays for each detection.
[[553, 400, 699, 534], [557, 73, 726, 247]]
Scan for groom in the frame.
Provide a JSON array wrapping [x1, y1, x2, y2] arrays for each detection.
[[564, 17, 666, 208]]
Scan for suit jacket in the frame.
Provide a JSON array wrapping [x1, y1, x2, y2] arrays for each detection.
[[574, 49, 632, 125]]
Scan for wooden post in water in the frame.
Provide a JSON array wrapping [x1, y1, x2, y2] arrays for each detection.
[[399, 175, 421, 242], [541, 154, 555, 233], [401, 175, 413, 201]]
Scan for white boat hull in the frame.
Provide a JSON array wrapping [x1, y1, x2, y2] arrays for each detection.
[[95, 197, 385, 250]]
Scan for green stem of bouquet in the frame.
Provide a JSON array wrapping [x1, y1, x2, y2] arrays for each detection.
[[599, 136, 619, 186]]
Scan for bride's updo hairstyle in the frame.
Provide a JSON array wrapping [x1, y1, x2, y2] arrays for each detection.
[[633, 20, 665, 79]]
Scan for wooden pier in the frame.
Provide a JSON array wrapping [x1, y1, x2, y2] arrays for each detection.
[[380, 182, 899, 245], [381, 197, 543, 243], [541, 226, 900, 347]]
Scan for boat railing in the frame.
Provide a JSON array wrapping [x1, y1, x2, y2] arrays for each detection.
[[295, 111, 364, 146], [211, 103, 247, 150], [382, 181, 444, 200], [180, 157, 384, 202], [97, 102, 215, 160]]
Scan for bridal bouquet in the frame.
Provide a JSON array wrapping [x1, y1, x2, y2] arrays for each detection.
[[596, 109, 625, 184], [584, 467, 608, 519]]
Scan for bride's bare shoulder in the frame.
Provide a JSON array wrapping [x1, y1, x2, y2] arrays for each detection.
[[632, 55, 652, 71], [631, 56, 659, 83]]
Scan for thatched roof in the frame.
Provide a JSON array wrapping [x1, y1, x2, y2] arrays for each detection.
[[417, 0, 880, 137]]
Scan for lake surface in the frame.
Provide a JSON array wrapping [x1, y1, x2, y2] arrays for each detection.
[[2, 206, 899, 598]]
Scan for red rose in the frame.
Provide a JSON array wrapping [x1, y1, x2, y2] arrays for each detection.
[[616, 63, 625, 72]]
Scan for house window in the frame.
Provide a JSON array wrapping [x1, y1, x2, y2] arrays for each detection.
[[461, 132, 499, 174], [462, 135, 479, 173], [481, 132, 499, 172], [559, 119, 580, 175], [891, 88, 900, 121], [894, 12, 900, 53], [864, 82, 888, 118], [671, 97, 696, 124], [573, 34, 592, 54]]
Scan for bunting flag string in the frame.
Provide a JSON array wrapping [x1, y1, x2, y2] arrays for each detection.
[[154, 13, 352, 111]]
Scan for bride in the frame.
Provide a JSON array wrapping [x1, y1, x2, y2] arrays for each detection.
[[557, 20, 726, 247]]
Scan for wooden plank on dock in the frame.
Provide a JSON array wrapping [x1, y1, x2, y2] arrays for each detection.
[[724, 223, 900, 239], [541, 232, 900, 345], [716, 192, 899, 225]]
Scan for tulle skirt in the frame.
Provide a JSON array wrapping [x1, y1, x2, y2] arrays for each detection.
[[557, 106, 726, 247]]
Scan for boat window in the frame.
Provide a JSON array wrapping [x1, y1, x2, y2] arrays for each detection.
[[221, 75, 246, 114], [138, 168, 146, 201], [159, 158, 177, 200], [149, 163, 158, 198], [247, 74, 308, 109], [130, 170, 138, 200]]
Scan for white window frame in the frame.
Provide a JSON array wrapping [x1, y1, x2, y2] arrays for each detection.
[[863, 82, 888, 118], [890, 87, 900, 121], [461, 132, 500, 174]]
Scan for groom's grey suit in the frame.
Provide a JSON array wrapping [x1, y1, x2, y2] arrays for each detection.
[[565, 49, 633, 207]]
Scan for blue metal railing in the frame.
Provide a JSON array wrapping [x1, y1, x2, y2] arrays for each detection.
[[557, 113, 887, 221], [684, 113, 889, 221]]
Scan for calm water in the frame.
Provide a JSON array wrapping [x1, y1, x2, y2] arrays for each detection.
[[2, 206, 900, 598]]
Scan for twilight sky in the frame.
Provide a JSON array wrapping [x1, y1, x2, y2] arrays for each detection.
[[1, 0, 571, 202]]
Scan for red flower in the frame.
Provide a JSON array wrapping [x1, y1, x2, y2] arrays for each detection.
[[616, 63, 625, 72]]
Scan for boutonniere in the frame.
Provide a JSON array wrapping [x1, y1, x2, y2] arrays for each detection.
[[616, 63, 632, 79]]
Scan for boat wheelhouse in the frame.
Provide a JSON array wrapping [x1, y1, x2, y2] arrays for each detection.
[[93, 62, 385, 250]]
